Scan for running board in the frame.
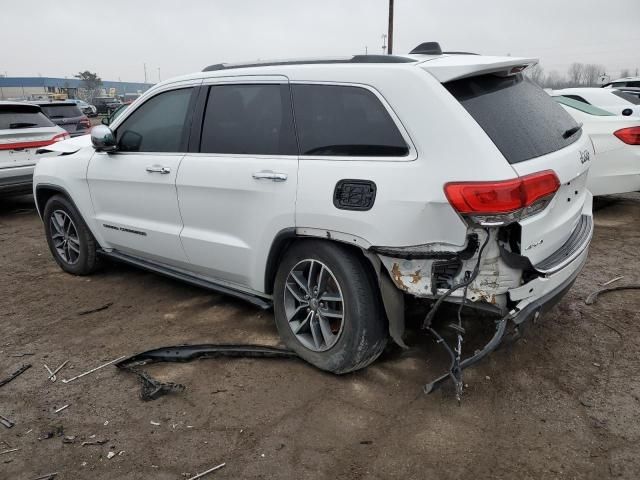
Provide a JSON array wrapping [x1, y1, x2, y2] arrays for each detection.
[[97, 249, 272, 310]]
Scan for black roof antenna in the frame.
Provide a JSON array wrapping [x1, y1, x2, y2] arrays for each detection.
[[409, 42, 443, 55]]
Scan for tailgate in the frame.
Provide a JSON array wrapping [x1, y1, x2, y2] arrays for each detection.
[[0, 129, 60, 168], [437, 62, 594, 266]]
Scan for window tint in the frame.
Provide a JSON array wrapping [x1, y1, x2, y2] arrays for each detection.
[[116, 88, 193, 152], [612, 90, 640, 105], [563, 95, 591, 105], [200, 84, 296, 155], [445, 75, 581, 164], [40, 104, 83, 118], [554, 96, 613, 116], [628, 81, 640, 88], [292, 84, 408, 156], [0, 108, 54, 129]]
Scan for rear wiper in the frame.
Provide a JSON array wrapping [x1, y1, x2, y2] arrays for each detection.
[[562, 123, 583, 139], [9, 122, 39, 129]]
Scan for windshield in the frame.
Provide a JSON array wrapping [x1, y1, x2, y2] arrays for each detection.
[[445, 74, 581, 164], [0, 108, 55, 129], [553, 96, 614, 116], [40, 104, 83, 118]]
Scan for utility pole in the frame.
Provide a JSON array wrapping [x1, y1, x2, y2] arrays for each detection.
[[387, 0, 394, 55], [158, 67, 161, 82], [381, 34, 387, 54], [143, 63, 147, 83], [365, 46, 368, 55]]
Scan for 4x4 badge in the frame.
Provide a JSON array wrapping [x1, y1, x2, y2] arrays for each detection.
[[579, 150, 590, 164]]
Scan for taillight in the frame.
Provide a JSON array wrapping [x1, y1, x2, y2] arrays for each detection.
[[78, 117, 91, 130], [444, 170, 560, 225], [614, 126, 640, 145], [52, 132, 70, 143]]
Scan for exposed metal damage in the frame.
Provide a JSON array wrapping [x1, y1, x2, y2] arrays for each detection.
[[375, 228, 523, 314]]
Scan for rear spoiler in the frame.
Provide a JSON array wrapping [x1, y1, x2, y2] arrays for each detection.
[[419, 55, 538, 83]]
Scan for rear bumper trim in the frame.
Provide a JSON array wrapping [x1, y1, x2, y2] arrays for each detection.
[[534, 214, 593, 274]]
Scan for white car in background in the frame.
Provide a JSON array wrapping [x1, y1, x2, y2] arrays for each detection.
[[32, 47, 594, 380], [602, 76, 640, 89], [553, 96, 640, 196], [552, 87, 639, 117], [0, 102, 68, 196]]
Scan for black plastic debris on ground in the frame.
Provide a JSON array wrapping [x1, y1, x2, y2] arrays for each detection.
[[0, 364, 31, 388], [115, 344, 298, 401]]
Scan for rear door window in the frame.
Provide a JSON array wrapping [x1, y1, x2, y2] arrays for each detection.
[[39, 104, 83, 118], [116, 88, 193, 152], [445, 74, 581, 164], [291, 84, 408, 156], [0, 107, 54, 129], [199, 84, 297, 155]]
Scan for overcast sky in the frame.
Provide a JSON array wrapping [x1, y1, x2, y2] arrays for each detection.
[[1, 0, 638, 82]]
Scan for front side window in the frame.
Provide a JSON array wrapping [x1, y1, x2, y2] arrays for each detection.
[[116, 88, 193, 152], [291, 84, 409, 156], [199, 84, 296, 155]]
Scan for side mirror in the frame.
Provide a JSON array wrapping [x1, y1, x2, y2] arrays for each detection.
[[101, 116, 110, 126], [91, 125, 117, 152]]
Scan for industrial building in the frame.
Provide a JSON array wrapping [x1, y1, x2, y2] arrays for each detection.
[[0, 76, 153, 100]]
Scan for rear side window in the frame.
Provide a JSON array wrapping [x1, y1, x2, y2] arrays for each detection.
[[554, 96, 613, 116], [116, 88, 193, 152], [612, 90, 640, 105], [563, 94, 591, 105], [40, 104, 82, 118], [292, 84, 408, 156], [445, 75, 581, 164], [200, 84, 297, 155], [0, 107, 54, 130]]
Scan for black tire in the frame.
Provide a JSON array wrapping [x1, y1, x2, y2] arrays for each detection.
[[273, 240, 387, 374], [43, 194, 100, 275]]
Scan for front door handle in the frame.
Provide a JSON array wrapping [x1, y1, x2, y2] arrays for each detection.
[[146, 165, 171, 174], [252, 170, 288, 182]]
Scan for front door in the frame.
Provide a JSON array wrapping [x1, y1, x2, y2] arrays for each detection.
[[177, 78, 298, 292], [87, 86, 196, 266]]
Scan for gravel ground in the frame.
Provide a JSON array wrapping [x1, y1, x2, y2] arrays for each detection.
[[1, 193, 639, 479]]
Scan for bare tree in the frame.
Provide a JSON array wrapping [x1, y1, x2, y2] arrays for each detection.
[[543, 70, 567, 90], [619, 68, 630, 78], [526, 64, 545, 85], [583, 64, 604, 86], [567, 63, 584, 86]]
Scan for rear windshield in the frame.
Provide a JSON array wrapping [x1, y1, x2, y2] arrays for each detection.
[[0, 108, 54, 129], [612, 90, 640, 105], [445, 74, 581, 164], [40, 104, 83, 118], [554, 96, 614, 116]]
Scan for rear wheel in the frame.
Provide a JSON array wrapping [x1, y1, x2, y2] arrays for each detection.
[[43, 195, 100, 275], [273, 240, 387, 374]]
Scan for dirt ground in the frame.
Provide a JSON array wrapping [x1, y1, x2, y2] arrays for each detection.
[[1, 193, 639, 480]]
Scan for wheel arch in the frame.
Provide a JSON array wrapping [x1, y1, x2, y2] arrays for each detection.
[[265, 230, 406, 347]]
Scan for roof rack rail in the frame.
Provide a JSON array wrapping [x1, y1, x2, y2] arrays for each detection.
[[202, 55, 416, 72]]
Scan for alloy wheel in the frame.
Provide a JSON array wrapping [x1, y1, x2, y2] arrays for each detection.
[[50, 210, 81, 265], [283, 259, 345, 352]]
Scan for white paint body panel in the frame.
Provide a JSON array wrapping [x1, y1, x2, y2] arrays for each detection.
[[553, 88, 639, 117], [560, 104, 640, 196]]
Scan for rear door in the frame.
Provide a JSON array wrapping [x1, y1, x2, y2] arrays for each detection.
[[176, 76, 298, 291], [87, 85, 198, 266], [443, 72, 593, 265]]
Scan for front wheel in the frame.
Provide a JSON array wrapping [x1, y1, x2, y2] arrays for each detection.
[[43, 195, 100, 275], [273, 240, 387, 374]]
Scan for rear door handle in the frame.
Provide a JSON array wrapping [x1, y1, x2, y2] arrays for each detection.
[[146, 165, 171, 174], [252, 170, 288, 182]]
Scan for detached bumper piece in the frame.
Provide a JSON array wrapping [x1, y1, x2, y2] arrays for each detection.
[[116, 344, 297, 401]]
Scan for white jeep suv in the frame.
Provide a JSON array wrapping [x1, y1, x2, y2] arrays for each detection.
[[33, 44, 594, 377]]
